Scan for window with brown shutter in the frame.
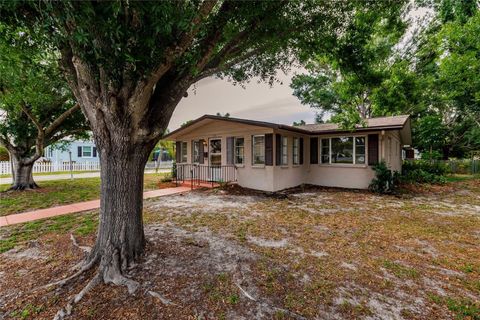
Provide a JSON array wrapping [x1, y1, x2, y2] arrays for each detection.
[[368, 134, 379, 165]]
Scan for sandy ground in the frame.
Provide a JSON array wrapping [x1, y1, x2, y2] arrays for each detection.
[[0, 180, 479, 319]]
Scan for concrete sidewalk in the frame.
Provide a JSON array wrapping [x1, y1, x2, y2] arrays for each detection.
[[0, 169, 171, 184], [0, 186, 191, 227]]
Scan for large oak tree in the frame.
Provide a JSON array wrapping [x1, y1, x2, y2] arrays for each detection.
[[0, 23, 88, 190], [1, 1, 405, 312]]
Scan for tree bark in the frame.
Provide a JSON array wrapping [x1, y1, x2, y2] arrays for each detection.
[[10, 155, 38, 190], [86, 139, 153, 285]]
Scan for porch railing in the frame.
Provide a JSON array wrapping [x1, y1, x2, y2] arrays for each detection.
[[174, 164, 237, 188]]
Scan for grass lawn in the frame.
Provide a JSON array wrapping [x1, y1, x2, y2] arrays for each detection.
[[0, 173, 171, 216], [0, 177, 478, 319], [0, 170, 100, 178]]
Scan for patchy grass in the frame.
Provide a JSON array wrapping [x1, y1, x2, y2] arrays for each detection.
[[0, 173, 168, 216], [0, 177, 479, 319], [0, 212, 98, 253]]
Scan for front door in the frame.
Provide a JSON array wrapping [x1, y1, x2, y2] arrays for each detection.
[[209, 138, 222, 181]]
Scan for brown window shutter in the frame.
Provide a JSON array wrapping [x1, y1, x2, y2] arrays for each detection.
[[77, 146, 82, 157], [300, 137, 304, 164], [199, 140, 204, 164], [368, 134, 379, 165], [175, 141, 181, 163], [310, 137, 318, 164], [265, 134, 273, 166], [275, 134, 281, 166], [93, 147, 97, 158], [226, 137, 234, 165]]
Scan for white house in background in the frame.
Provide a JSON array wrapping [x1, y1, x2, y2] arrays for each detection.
[[44, 140, 98, 163], [164, 114, 412, 192]]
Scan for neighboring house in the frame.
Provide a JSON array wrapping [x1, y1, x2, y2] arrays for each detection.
[[164, 114, 412, 192], [44, 140, 99, 163]]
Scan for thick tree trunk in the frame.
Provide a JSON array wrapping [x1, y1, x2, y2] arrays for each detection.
[[10, 156, 38, 190], [86, 141, 153, 289]]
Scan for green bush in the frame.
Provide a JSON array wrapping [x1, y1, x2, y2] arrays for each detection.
[[401, 160, 448, 184], [369, 161, 399, 194]]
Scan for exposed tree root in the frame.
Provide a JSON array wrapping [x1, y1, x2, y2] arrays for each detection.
[[8, 182, 39, 191], [148, 291, 177, 306], [39, 254, 99, 292], [53, 273, 102, 320], [50, 245, 142, 319], [70, 234, 91, 254]]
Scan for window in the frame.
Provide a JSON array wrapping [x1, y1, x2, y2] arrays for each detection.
[[293, 137, 300, 165], [281, 136, 288, 165], [181, 141, 188, 163], [45, 147, 54, 158], [252, 135, 265, 165], [234, 137, 244, 164], [321, 138, 330, 164], [320, 136, 366, 165], [193, 140, 200, 163], [355, 137, 365, 164], [82, 146, 92, 157], [331, 137, 353, 163]]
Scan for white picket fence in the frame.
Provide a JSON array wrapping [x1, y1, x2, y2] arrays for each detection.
[[0, 160, 173, 175]]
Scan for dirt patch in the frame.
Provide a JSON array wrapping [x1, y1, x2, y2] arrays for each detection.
[[1, 179, 479, 319]]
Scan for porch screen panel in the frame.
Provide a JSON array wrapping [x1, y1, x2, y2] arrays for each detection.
[[368, 134, 379, 165], [265, 134, 273, 166], [226, 137, 234, 165], [310, 137, 318, 164]]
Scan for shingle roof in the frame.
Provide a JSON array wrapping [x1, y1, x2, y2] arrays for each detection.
[[163, 114, 410, 139], [297, 115, 410, 133]]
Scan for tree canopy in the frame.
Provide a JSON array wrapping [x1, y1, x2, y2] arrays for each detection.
[[290, 0, 480, 158], [0, 23, 88, 189]]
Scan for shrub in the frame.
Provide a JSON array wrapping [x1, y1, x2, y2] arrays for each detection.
[[369, 161, 399, 194], [402, 160, 448, 184]]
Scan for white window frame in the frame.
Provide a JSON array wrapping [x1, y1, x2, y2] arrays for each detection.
[[319, 135, 367, 166], [281, 136, 288, 165], [234, 137, 245, 165], [81, 146, 93, 158], [293, 137, 300, 165], [180, 141, 188, 163], [252, 135, 265, 166]]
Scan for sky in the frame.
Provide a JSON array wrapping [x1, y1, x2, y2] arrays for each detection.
[[168, 3, 433, 131], [168, 71, 316, 130]]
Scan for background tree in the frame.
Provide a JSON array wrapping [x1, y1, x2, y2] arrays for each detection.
[[290, 3, 408, 128], [290, 0, 480, 158], [1, 1, 408, 314], [0, 24, 88, 190]]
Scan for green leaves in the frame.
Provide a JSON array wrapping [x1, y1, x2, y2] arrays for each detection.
[[0, 23, 87, 157]]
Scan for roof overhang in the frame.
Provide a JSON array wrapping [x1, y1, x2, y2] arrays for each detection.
[[163, 114, 412, 141]]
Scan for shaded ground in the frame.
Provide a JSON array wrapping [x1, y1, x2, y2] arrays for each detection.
[[0, 178, 479, 319], [0, 174, 172, 216]]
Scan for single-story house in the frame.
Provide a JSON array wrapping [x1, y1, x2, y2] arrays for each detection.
[[164, 114, 411, 192]]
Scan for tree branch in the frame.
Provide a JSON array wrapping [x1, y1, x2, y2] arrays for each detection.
[[44, 103, 81, 138]]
